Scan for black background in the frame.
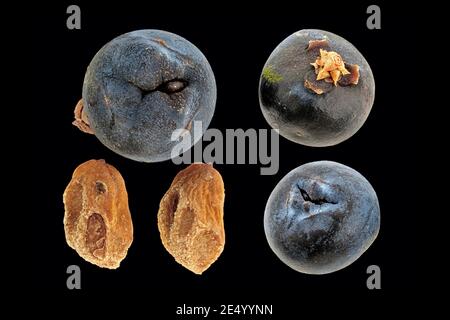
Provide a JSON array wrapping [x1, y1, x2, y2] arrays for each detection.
[[33, 0, 417, 305]]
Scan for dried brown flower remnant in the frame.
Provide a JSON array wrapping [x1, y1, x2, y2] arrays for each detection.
[[73, 99, 94, 134], [339, 63, 360, 86], [158, 163, 225, 275], [304, 79, 324, 95], [311, 49, 350, 86], [306, 39, 330, 52]]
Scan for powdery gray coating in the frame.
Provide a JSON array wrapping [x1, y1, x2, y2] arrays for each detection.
[[264, 161, 380, 274], [259, 29, 375, 147], [83, 30, 216, 162]]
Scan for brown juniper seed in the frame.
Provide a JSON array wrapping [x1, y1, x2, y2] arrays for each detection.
[[157, 163, 225, 275], [63, 159, 133, 269]]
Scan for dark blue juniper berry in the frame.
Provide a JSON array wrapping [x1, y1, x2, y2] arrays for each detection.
[[264, 161, 380, 274], [259, 29, 375, 147], [77, 30, 216, 162]]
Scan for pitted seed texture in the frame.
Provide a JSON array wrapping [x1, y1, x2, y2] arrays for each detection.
[[63, 159, 133, 269], [158, 163, 225, 275]]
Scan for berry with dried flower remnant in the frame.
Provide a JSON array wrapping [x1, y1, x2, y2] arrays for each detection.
[[259, 29, 375, 147]]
